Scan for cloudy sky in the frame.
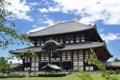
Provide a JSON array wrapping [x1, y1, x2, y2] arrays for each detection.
[[1, 0, 120, 62]]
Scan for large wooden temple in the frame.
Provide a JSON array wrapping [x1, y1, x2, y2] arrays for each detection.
[[10, 21, 112, 72]]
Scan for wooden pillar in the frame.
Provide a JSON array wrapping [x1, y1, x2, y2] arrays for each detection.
[[46, 51, 51, 64], [23, 59, 25, 71], [34, 40, 37, 46], [60, 52, 63, 69], [77, 50, 79, 67], [83, 50, 86, 71], [65, 51, 67, 60], [49, 51, 52, 64], [39, 53, 41, 71], [71, 51, 73, 69], [30, 57, 32, 70]]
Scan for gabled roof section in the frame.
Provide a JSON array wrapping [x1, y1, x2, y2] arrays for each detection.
[[42, 40, 64, 50], [42, 64, 62, 70], [27, 21, 95, 37]]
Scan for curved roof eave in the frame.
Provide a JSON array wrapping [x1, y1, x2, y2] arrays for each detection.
[[27, 21, 95, 37], [93, 25, 103, 42], [103, 41, 113, 58], [9, 42, 106, 54]]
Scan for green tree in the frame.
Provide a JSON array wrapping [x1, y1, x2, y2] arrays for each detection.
[[78, 67, 93, 80], [15, 49, 36, 60], [114, 58, 120, 62], [78, 48, 118, 80], [0, 0, 31, 75], [15, 49, 36, 76], [0, 0, 30, 49], [87, 48, 118, 80], [0, 57, 12, 74]]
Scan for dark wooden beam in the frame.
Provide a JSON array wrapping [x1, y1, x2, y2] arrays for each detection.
[[59, 51, 62, 69], [71, 51, 73, 69], [83, 50, 86, 71]]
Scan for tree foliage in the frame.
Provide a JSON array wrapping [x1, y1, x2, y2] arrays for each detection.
[[87, 48, 118, 80], [78, 48, 118, 80], [78, 67, 93, 80], [0, 57, 12, 74], [15, 49, 36, 60], [0, 0, 30, 49], [114, 58, 120, 62]]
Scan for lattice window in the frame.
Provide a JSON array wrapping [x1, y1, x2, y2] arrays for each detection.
[[25, 58, 30, 62], [62, 52, 66, 60], [37, 40, 40, 46], [76, 34, 80, 42], [41, 53, 44, 61], [41, 40, 44, 45], [81, 34, 85, 42], [60, 37, 63, 44], [70, 35, 74, 43], [24, 67, 30, 71]]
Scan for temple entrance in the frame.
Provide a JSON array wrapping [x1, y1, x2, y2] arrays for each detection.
[[41, 40, 64, 72]]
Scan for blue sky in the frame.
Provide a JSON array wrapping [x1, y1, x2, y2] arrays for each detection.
[[1, 0, 120, 62]]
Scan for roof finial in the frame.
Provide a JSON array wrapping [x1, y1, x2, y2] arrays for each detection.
[[73, 17, 78, 22], [57, 20, 61, 24]]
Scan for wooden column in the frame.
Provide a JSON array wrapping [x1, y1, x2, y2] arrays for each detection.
[[65, 51, 67, 60], [39, 53, 41, 71], [49, 51, 52, 64], [34, 39, 37, 46], [77, 50, 79, 67], [23, 59, 25, 71], [60, 51, 62, 69], [30, 57, 32, 70], [46, 50, 52, 64], [83, 50, 86, 71], [71, 51, 73, 69]]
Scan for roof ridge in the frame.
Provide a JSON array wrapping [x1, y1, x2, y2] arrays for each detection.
[[28, 21, 74, 34], [27, 21, 93, 35], [27, 21, 95, 37]]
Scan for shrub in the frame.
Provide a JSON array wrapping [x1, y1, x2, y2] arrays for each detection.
[[109, 70, 114, 74], [115, 69, 120, 74], [38, 73, 66, 77], [77, 67, 93, 80]]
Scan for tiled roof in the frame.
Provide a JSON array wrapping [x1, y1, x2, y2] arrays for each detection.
[[103, 62, 120, 67], [10, 42, 106, 53], [27, 21, 94, 37], [10, 42, 112, 61]]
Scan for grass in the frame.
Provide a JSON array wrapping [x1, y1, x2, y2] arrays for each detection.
[[0, 74, 120, 80]]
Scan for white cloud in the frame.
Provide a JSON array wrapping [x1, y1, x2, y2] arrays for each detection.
[[38, 7, 60, 13], [100, 33, 120, 42], [38, 0, 120, 25], [32, 25, 37, 28], [27, 26, 47, 34], [29, 2, 38, 6], [43, 19, 55, 26], [98, 28, 105, 33], [5, 0, 34, 22], [48, 7, 60, 12], [27, 19, 56, 33], [38, 8, 48, 13]]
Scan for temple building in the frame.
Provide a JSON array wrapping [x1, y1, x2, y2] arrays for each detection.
[[10, 21, 112, 72]]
